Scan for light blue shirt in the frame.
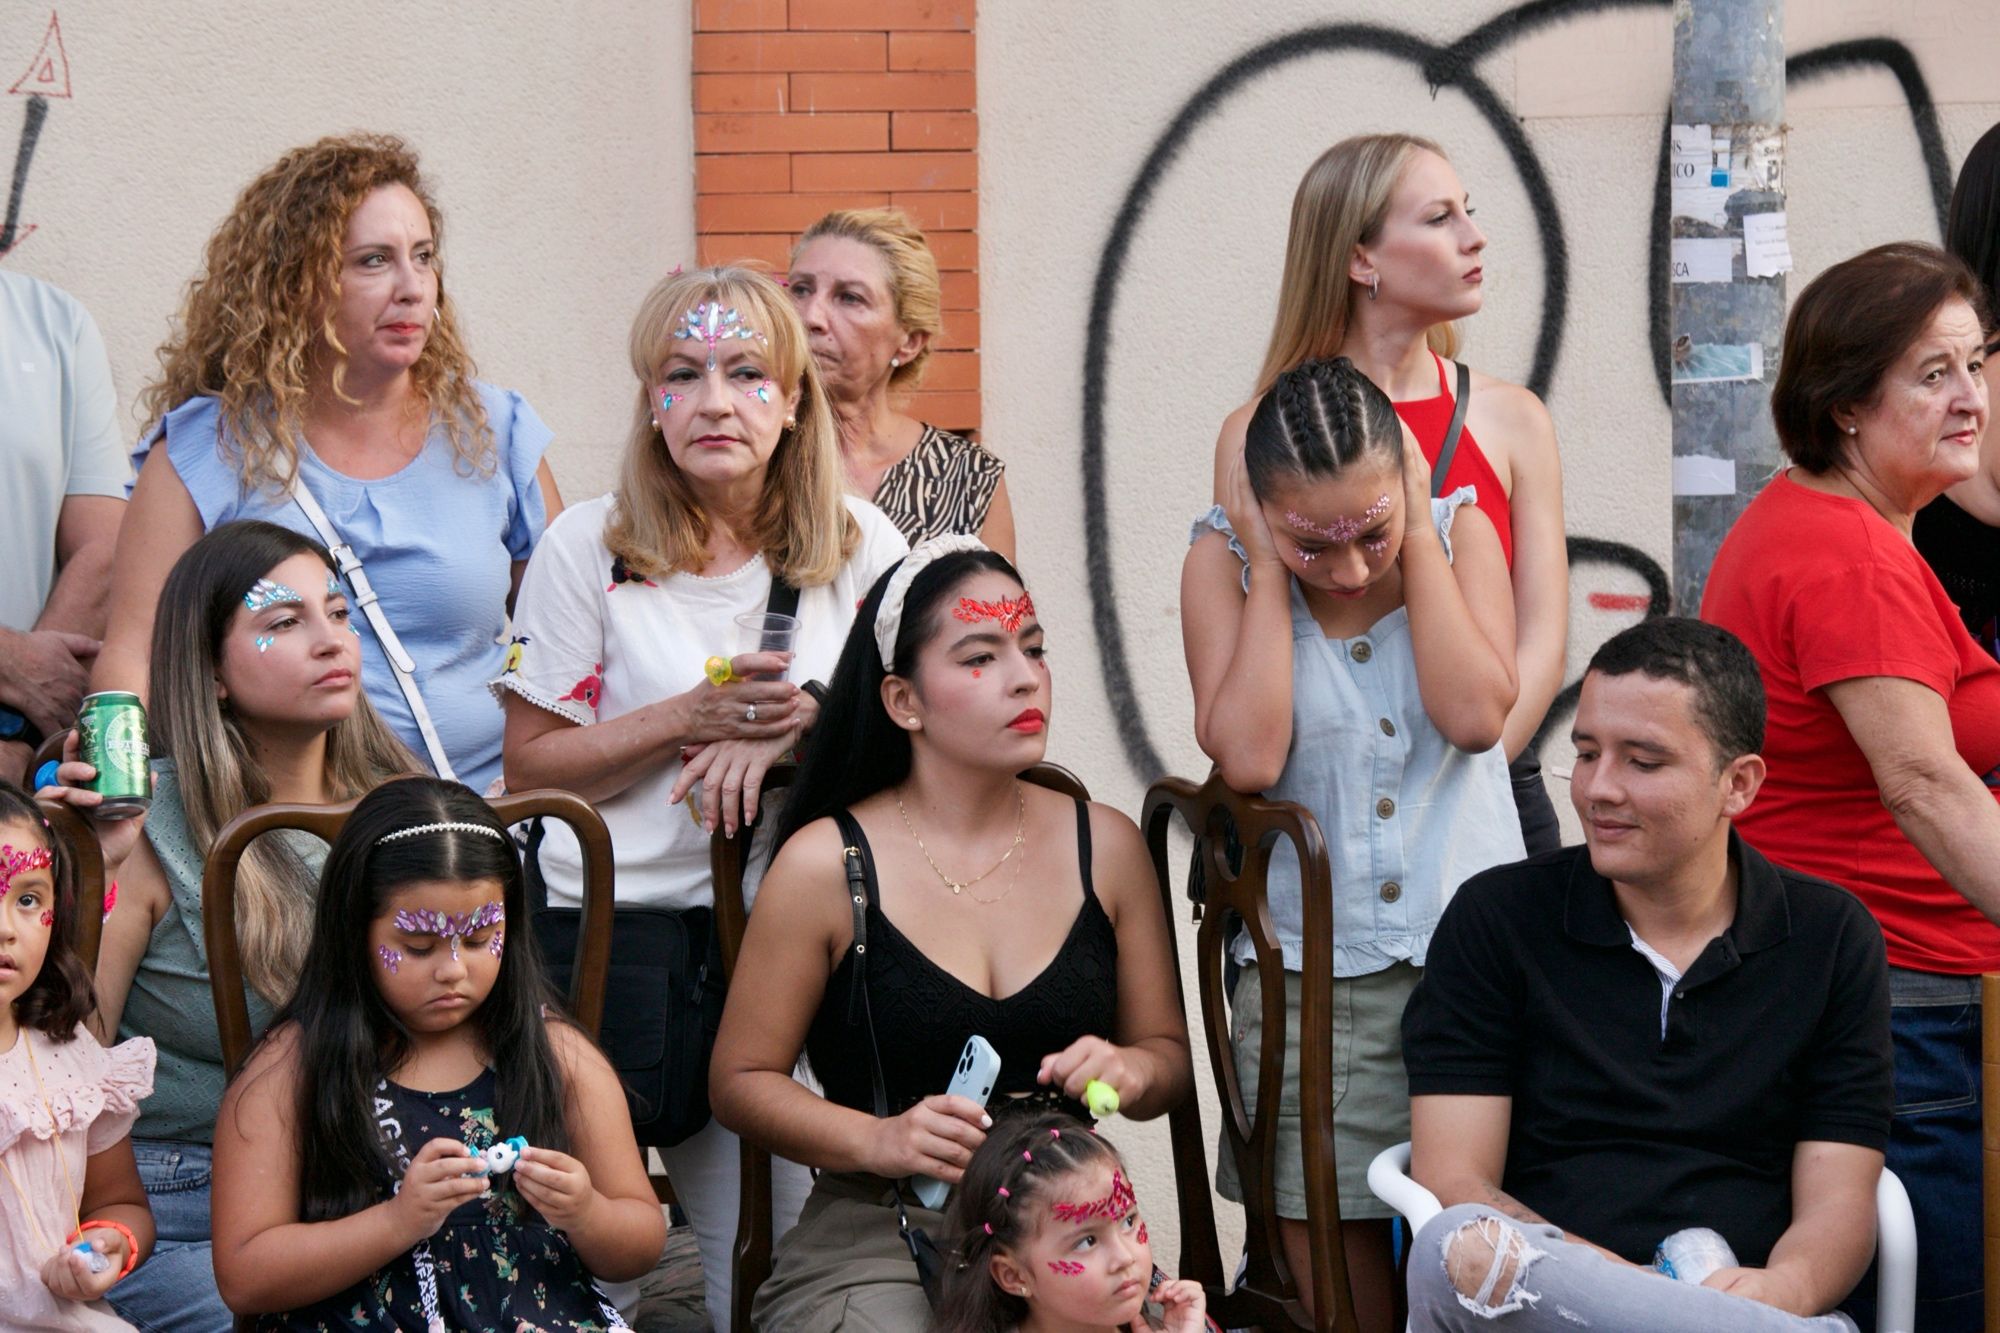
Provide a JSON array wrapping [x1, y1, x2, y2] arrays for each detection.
[[135, 383, 551, 793], [1190, 489, 1525, 976]]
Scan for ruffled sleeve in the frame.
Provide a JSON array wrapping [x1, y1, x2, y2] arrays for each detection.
[[1189, 504, 1254, 593], [131, 396, 242, 523], [478, 382, 555, 561], [490, 499, 610, 726], [85, 1037, 156, 1154], [0, 1031, 154, 1155]]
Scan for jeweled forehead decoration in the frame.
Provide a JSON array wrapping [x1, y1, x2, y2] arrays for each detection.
[[243, 579, 303, 613], [325, 573, 343, 598], [393, 902, 505, 961], [952, 593, 1035, 635], [673, 302, 766, 371], [1284, 493, 1392, 544], [0, 843, 53, 896], [1050, 1168, 1137, 1222]]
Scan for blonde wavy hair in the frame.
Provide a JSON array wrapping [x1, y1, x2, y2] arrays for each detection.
[[607, 266, 858, 586], [793, 207, 943, 392], [150, 522, 418, 1006], [1256, 133, 1461, 395], [140, 133, 492, 491]]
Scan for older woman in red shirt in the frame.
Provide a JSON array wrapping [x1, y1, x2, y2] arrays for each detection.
[[1702, 242, 1992, 1332]]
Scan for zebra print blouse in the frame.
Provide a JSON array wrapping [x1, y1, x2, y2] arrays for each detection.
[[871, 423, 1004, 545]]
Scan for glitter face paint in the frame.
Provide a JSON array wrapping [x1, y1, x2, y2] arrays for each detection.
[[672, 302, 766, 372], [254, 635, 274, 653], [1047, 1260, 1085, 1276], [1050, 1170, 1136, 1223], [243, 579, 304, 613], [325, 573, 343, 598], [1284, 494, 1392, 545], [745, 378, 773, 403], [39, 910, 52, 928], [952, 593, 1036, 635], [393, 902, 505, 961], [377, 945, 401, 974], [658, 386, 684, 413], [488, 928, 505, 960], [0, 844, 53, 897], [1137, 1222, 1148, 1246]]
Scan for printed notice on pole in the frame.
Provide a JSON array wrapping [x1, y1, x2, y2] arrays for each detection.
[[1671, 123, 1731, 226], [1670, 237, 1736, 284], [1672, 455, 1737, 497], [1743, 211, 1793, 278], [1672, 342, 1764, 384]]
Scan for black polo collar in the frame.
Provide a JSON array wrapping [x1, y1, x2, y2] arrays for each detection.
[[1563, 829, 1792, 955]]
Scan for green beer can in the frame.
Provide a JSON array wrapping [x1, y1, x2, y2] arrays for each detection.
[[77, 691, 151, 819]]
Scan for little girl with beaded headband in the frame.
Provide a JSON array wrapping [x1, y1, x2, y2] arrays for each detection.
[[933, 1111, 1213, 1332], [0, 779, 157, 1330], [208, 776, 662, 1330]]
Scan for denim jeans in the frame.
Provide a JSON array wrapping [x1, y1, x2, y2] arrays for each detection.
[[1840, 967, 1982, 1333], [105, 1139, 232, 1333]]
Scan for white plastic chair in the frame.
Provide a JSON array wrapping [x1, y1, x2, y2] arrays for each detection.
[[1367, 1142, 1917, 1333]]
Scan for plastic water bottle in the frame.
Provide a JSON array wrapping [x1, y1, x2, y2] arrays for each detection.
[[1653, 1227, 1738, 1285]]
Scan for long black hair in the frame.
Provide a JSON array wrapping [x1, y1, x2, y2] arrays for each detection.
[[1243, 354, 1403, 498], [0, 780, 94, 1041], [1946, 119, 2000, 341], [775, 546, 1023, 847], [933, 1110, 1129, 1333], [266, 776, 570, 1221]]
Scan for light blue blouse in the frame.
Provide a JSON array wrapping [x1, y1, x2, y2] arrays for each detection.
[[1190, 490, 1525, 977], [134, 384, 550, 793]]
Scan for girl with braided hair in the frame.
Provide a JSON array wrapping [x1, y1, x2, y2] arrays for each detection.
[[932, 1112, 1210, 1333], [1182, 355, 1524, 1330]]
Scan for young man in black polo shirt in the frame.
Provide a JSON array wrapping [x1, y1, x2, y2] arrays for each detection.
[[1401, 618, 1891, 1330]]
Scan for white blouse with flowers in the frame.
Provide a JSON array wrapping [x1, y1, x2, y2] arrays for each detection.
[[493, 491, 907, 911]]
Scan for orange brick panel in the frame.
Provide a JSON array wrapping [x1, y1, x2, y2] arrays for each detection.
[[695, 0, 787, 31], [891, 111, 975, 150], [695, 112, 888, 153], [792, 151, 975, 193], [694, 73, 791, 114], [698, 191, 892, 233], [791, 71, 975, 112], [693, 31, 885, 71], [893, 191, 977, 231], [899, 389, 982, 431], [697, 154, 792, 194], [923, 231, 976, 270], [938, 269, 978, 310], [933, 310, 979, 349], [790, 0, 973, 30], [697, 233, 796, 270], [888, 32, 974, 70], [918, 350, 978, 392]]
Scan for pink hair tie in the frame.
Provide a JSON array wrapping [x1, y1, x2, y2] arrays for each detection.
[[1049, 1128, 1062, 1139], [983, 1223, 993, 1234], [1022, 1150, 1033, 1162], [997, 1187, 1010, 1198]]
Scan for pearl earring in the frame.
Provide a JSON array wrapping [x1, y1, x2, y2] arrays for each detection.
[[890, 356, 901, 368], [1846, 425, 1858, 435]]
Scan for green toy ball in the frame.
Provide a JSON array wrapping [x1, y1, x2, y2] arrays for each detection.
[[1084, 1079, 1120, 1118]]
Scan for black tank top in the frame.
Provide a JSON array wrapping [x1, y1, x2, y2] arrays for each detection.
[[803, 798, 1119, 1115]]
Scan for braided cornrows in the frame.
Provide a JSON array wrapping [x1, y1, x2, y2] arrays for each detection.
[[1244, 355, 1403, 497], [932, 1110, 1124, 1333]]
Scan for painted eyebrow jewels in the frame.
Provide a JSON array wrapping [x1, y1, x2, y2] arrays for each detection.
[[1050, 1169, 1136, 1222], [953, 593, 1036, 634], [673, 302, 766, 371], [243, 578, 304, 612], [393, 902, 505, 960], [1284, 493, 1392, 544], [0, 843, 53, 897]]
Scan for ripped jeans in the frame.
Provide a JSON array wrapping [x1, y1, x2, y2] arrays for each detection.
[[1407, 1206, 1860, 1332]]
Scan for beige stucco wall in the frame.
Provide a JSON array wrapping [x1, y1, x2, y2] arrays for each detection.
[[0, 1, 692, 504], [982, 0, 2000, 1266]]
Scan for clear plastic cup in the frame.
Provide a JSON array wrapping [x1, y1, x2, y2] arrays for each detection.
[[734, 611, 798, 680]]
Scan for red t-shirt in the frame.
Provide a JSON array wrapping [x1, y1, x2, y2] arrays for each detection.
[[1703, 471, 2000, 972]]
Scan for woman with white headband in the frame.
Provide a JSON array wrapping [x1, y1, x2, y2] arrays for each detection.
[[711, 537, 1192, 1329], [494, 264, 905, 1326]]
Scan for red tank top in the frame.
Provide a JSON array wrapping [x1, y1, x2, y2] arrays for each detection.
[[1393, 352, 1513, 567]]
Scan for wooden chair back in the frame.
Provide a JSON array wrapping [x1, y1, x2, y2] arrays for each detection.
[[1984, 973, 2000, 1332], [31, 727, 66, 779], [35, 798, 108, 970], [1141, 770, 1350, 1331], [203, 788, 616, 1078], [711, 762, 1094, 1333]]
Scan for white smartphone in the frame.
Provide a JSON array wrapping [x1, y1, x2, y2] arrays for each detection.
[[914, 1035, 1001, 1210]]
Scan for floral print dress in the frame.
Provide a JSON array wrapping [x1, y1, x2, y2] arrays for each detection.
[[257, 1068, 625, 1332]]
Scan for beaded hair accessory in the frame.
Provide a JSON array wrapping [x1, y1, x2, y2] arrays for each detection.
[[378, 821, 507, 846], [874, 535, 992, 671]]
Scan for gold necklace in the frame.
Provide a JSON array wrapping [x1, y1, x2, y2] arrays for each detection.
[[0, 1031, 85, 1255], [897, 785, 1026, 901]]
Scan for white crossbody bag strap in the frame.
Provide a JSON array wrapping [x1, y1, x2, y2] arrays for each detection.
[[289, 474, 458, 781]]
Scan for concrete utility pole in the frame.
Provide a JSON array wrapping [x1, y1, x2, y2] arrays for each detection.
[[1668, 0, 1788, 612]]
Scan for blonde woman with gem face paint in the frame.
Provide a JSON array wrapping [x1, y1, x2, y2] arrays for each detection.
[[1215, 133, 1569, 857], [1184, 356, 1524, 1331]]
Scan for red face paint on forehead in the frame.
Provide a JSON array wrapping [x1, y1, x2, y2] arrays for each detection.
[[1, 843, 53, 897], [1049, 1168, 1136, 1222], [953, 592, 1035, 634]]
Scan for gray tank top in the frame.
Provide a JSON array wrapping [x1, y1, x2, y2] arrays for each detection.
[[116, 761, 322, 1143]]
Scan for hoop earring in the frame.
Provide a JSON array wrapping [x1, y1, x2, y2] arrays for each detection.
[[1368, 274, 1379, 301]]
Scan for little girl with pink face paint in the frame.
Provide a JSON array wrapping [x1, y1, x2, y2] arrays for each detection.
[[1182, 355, 1525, 1330]]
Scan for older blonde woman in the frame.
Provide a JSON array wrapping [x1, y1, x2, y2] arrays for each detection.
[[496, 264, 907, 1326], [788, 207, 1016, 558], [95, 133, 562, 794]]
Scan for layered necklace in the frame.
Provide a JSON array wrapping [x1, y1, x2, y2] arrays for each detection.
[[896, 785, 1027, 905]]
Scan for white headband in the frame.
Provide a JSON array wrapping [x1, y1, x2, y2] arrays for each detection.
[[378, 821, 507, 846], [874, 535, 991, 671]]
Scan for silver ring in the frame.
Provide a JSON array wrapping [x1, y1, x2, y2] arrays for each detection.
[[745, 703, 758, 723]]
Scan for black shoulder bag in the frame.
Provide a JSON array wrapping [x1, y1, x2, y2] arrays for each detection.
[[834, 811, 947, 1307], [527, 574, 801, 1148]]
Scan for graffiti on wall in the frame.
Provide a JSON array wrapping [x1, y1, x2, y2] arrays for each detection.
[[3, 11, 70, 259], [1080, 0, 1952, 782]]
